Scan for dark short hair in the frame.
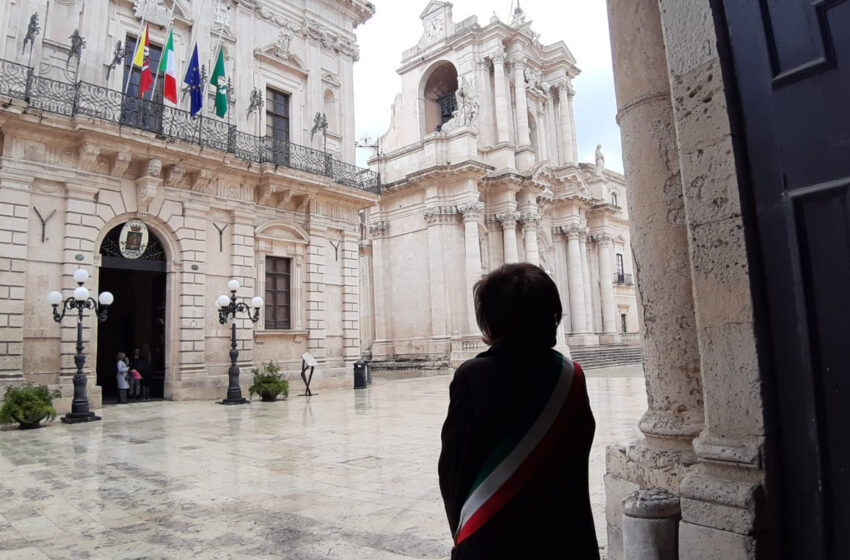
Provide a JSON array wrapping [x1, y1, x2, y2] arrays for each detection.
[[473, 263, 562, 349]]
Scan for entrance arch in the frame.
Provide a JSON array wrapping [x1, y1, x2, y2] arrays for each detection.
[[95, 220, 170, 402]]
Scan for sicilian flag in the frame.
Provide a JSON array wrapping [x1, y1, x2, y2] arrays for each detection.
[[453, 356, 585, 547], [158, 29, 177, 104], [133, 24, 152, 98]]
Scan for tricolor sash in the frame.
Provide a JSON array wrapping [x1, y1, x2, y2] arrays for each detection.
[[453, 355, 583, 546]]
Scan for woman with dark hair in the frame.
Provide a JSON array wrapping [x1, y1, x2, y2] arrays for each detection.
[[438, 263, 599, 559]]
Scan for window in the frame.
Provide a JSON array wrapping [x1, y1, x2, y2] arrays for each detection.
[[265, 88, 290, 165], [436, 90, 457, 131], [266, 88, 290, 143], [265, 257, 291, 329], [616, 253, 624, 277], [621, 313, 628, 333], [611, 191, 619, 207], [121, 35, 164, 131]]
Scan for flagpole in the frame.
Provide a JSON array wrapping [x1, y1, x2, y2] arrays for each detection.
[[124, 5, 150, 97], [203, 2, 228, 114], [150, 3, 176, 98]]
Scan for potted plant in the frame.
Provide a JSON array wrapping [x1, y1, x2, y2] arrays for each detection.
[[248, 361, 289, 402], [0, 384, 63, 429]]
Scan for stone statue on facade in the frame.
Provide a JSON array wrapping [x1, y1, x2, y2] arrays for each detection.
[[274, 31, 292, 59], [594, 144, 605, 176], [443, 76, 479, 131]]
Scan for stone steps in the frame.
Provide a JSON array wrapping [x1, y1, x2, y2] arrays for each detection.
[[570, 345, 643, 370]]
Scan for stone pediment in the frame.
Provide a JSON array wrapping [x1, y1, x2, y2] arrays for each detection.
[[419, 1, 451, 19], [321, 70, 341, 88], [254, 43, 309, 77], [255, 221, 309, 244], [133, 0, 190, 27]]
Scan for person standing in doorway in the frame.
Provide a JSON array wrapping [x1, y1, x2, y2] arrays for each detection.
[[131, 348, 151, 400], [116, 352, 130, 404]]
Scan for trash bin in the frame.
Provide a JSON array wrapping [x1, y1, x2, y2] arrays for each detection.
[[353, 360, 367, 389]]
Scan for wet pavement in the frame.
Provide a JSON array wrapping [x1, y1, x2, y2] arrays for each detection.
[[0, 366, 646, 559]]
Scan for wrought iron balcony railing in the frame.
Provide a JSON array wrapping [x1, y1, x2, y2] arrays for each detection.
[[613, 273, 634, 286], [0, 59, 380, 194]]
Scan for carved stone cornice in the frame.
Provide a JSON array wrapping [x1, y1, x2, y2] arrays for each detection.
[[537, 187, 554, 209], [368, 221, 389, 239], [457, 201, 485, 222], [495, 210, 521, 229], [423, 205, 460, 226]]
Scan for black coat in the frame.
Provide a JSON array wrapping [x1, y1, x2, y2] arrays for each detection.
[[438, 347, 599, 559]]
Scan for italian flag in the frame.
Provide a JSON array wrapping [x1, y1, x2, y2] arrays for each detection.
[[159, 29, 177, 104]]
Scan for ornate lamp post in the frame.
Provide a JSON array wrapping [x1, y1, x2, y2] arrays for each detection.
[[47, 268, 113, 424], [215, 279, 263, 405]]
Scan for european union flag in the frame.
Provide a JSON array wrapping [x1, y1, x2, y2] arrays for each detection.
[[184, 43, 203, 117]]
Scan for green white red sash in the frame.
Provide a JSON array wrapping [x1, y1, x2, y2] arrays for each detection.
[[453, 357, 583, 546]]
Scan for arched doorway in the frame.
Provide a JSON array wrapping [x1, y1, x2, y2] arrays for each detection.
[[96, 221, 167, 402]]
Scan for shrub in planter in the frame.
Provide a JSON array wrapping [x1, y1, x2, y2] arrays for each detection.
[[0, 384, 62, 429], [249, 361, 289, 402]]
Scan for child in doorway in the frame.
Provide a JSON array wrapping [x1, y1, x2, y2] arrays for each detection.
[[116, 352, 130, 404]]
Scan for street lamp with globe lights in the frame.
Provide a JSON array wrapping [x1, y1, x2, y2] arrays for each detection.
[[215, 278, 263, 405], [47, 268, 114, 423]]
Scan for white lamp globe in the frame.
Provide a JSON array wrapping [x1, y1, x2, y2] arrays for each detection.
[[73, 286, 90, 301], [98, 291, 114, 306], [47, 291, 63, 305], [216, 294, 231, 308], [73, 269, 89, 284], [251, 297, 264, 309], [227, 279, 240, 292]]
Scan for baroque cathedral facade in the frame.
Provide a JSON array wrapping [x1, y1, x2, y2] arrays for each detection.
[[361, 2, 638, 366]]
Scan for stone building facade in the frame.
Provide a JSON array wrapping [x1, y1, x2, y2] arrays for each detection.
[[362, 1, 639, 366], [603, 0, 850, 558], [0, 0, 378, 408]]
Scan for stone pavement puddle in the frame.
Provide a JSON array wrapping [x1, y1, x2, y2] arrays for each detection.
[[0, 367, 645, 559]]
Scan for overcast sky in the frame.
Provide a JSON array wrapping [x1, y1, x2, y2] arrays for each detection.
[[352, 0, 623, 173]]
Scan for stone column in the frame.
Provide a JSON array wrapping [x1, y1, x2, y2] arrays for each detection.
[[306, 223, 327, 361], [458, 201, 484, 333], [565, 225, 587, 333], [512, 57, 531, 147], [424, 206, 455, 337], [520, 212, 540, 266], [368, 221, 390, 355], [545, 93, 561, 165], [605, 0, 704, 556], [358, 237, 375, 355], [536, 107, 549, 162], [596, 233, 618, 336], [580, 233, 594, 332], [557, 81, 578, 164], [496, 211, 520, 264], [491, 53, 511, 145], [231, 213, 257, 370], [476, 58, 495, 146]]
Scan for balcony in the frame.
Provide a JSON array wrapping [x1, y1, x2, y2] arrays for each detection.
[[613, 273, 633, 286], [0, 59, 380, 194]]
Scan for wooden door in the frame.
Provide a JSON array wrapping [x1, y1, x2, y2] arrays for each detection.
[[718, 1, 850, 558]]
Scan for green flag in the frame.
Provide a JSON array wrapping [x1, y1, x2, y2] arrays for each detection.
[[210, 47, 227, 118]]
